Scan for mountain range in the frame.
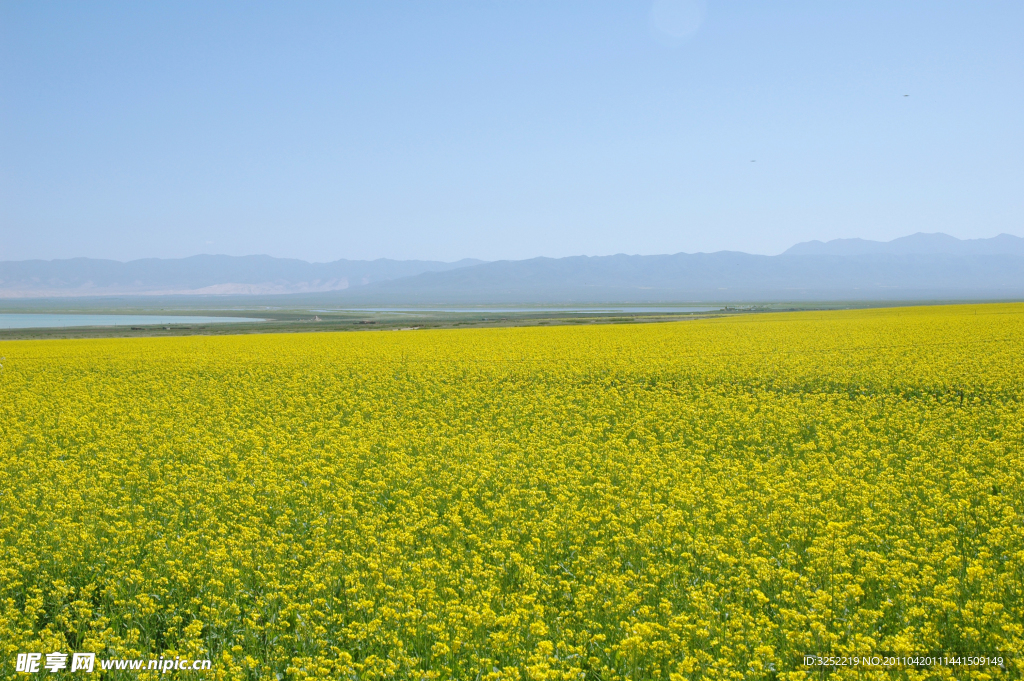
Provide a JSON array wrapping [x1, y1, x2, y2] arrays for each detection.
[[783, 232, 1024, 256], [0, 255, 483, 298], [2, 233, 1023, 303]]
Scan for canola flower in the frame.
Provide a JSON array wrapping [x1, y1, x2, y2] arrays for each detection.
[[0, 304, 1022, 680]]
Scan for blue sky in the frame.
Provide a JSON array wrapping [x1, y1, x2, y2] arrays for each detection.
[[2, 1, 1021, 262]]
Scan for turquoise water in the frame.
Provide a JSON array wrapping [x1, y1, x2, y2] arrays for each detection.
[[0, 314, 265, 329]]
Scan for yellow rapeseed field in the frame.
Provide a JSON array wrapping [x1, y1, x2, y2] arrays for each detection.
[[1, 304, 1022, 680]]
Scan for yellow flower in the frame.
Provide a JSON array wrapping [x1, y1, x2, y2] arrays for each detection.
[[0, 303, 1020, 678]]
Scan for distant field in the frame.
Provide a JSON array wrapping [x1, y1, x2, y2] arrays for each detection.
[[0, 306, 733, 341], [1, 305, 1021, 679]]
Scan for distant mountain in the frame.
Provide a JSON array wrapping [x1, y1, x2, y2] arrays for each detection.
[[0, 255, 484, 298], [335, 249, 1024, 303], [2, 233, 1023, 302], [784, 232, 1024, 256]]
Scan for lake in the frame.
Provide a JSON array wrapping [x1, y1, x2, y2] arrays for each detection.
[[0, 314, 266, 329]]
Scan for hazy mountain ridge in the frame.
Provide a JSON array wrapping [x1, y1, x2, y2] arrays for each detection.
[[0, 255, 485, 298], [2, 233, 1023, 302], [783, 232, 1024, 256], [350, 251, 1024, 303]]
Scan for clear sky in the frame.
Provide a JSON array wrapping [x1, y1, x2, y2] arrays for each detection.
[[2, 1, 1022, 263]]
